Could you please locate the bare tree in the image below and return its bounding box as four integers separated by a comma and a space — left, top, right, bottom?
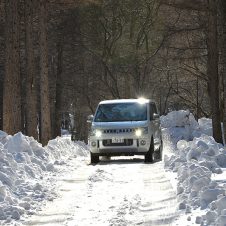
160, 0, 223, 143
206, 0, 223, 143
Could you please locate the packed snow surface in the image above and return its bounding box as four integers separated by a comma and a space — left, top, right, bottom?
23, 158, 177, 226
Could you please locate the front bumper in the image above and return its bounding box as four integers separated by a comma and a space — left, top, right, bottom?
89, 135, 150, 156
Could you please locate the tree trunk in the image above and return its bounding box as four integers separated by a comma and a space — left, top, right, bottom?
224, 69, 226, 145
25, 0, 38, 140
219, 0, 226, 145
3, 0, 21, 134
0, 75, 3, 130
54, 42, 63, 138
207, 0, 223, 143
39, 0, 52, 145
224, 61, 226, 145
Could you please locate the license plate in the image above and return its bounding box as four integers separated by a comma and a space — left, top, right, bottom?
112, 138, 124, 143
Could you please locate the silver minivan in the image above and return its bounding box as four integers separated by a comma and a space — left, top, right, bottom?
87, 98, 162, 163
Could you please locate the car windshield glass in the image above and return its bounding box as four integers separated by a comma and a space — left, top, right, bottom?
94, 103, 147, 122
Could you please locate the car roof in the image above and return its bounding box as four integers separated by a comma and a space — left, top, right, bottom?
99, 99, 154, 105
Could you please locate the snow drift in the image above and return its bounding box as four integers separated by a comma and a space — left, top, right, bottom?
162, 110, 226, 226
0, 131, 89, 225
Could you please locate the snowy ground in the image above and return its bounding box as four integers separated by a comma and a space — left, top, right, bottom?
0, 110, 226, 226
22, 156, 177, 226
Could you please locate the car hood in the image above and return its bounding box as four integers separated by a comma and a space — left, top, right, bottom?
91, 121, 148, 129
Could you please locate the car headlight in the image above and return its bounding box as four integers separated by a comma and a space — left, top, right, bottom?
95, 130, 102, 137
90, 129, 102, 137
135, 129, 142, 137
135, 127, 148, 137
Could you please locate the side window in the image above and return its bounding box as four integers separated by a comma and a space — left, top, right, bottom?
150, 103, 157, 120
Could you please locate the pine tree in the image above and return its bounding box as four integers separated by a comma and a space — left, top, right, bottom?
3, 0, 21, 134
25, 0, 38, 140
39, 0, 52, 145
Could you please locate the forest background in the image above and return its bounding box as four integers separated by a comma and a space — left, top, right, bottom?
0, 0, 225, 145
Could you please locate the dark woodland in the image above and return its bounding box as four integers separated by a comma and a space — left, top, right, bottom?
0, 0, 225, 145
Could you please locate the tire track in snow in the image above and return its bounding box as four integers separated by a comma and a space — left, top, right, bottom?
139, 162, 177, 225
83, 159, 177, 226
21, 157, 177, 226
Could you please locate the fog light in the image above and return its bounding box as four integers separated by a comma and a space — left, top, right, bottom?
91, 141, 96, 147
140, 140, 146, 145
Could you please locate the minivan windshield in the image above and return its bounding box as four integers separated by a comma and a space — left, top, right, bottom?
94, 103, 147, 122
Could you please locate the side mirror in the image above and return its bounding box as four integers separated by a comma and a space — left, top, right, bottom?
87, 115, 94, 123
153, 113, 160, 120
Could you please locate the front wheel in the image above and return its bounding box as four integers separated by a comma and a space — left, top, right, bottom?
154, 140, 163, 161
144, 138, 154, 163
90, 152, 99, 164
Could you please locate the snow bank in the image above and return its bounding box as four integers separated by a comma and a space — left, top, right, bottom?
0, 131, 89, 224
162, 111, 226, 226
196, 118, 213, 137
161, 110, 197, 128
161, 110, 212, 141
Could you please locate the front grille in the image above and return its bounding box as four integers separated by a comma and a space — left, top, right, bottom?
103, 128, 135, 134
102, 139, 133, 146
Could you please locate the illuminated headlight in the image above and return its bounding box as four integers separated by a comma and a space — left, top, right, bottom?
135, 127, 148, 137
135, 129, 142, 137
90, 129, 102, 137
95, 130, 102, 137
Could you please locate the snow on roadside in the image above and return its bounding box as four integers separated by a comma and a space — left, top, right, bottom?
0, 131, 89, 225
162, 110, 226, 226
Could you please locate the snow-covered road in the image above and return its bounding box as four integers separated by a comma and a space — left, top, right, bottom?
23, 157, 177, 226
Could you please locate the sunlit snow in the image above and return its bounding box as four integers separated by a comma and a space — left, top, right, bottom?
0, 110, 225, 226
